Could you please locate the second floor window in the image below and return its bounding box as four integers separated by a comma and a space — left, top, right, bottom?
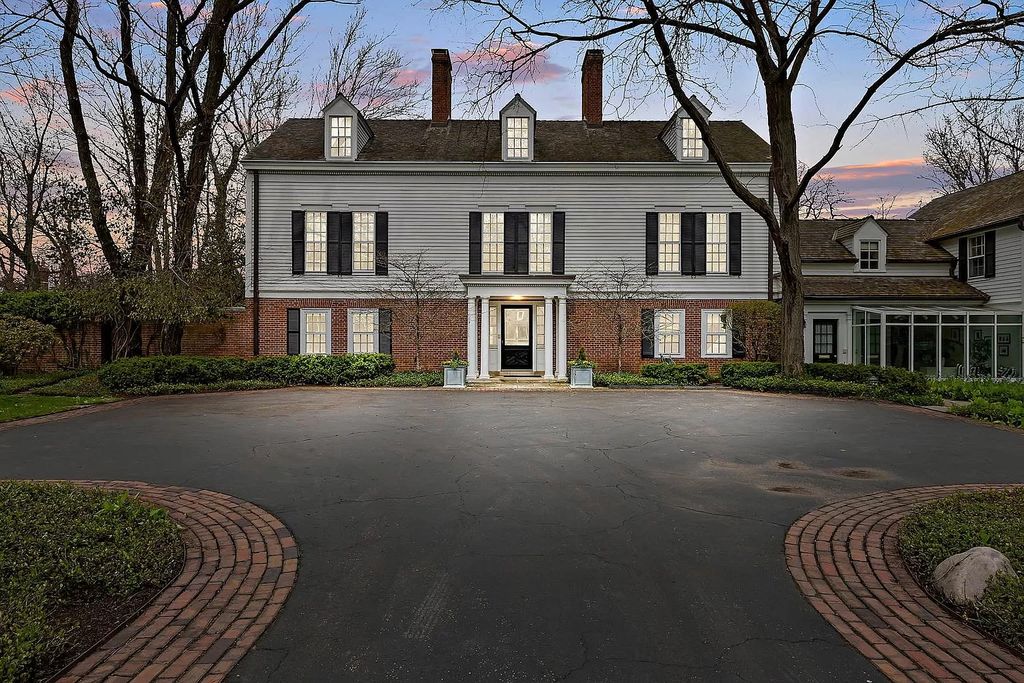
968, 235, 986, 278
529, 212, 552, 273
483, 213, 504, 273
658, 213, 680, 272
680, 118, 703, 159
859, 240, 880, 270
655, 310, 683, 357
507, 117, 529, 159
353, 212, 375, 273
305, 211, 327, 272
706, 213, 728, 273
329, 116, 352, 157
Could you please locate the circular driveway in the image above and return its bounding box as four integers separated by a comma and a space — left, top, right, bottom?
2, 389, 1022, 681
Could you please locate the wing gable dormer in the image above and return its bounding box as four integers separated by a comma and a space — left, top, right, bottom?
836, 217, 888, 272
323, 93, 373, 161
660, 96, 712, 162
500, 94, 536, 162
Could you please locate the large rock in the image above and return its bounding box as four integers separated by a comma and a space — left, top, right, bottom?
932, 546, 1017, 606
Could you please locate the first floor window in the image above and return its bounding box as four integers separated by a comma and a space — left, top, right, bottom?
483, 213, 504, 273
302, 309, 330, 354
529, 212, 552, 273
329, 115, 352, 157
859, 240, 880, 270
968, 235, 986, 278
349, 309, 377, 354
305, 211, 327, 272
702, 310, 731, 357
706, 212, 728, 273
353, 212, 375, 273
658, 213, 680, 272
655, 310, 684, 357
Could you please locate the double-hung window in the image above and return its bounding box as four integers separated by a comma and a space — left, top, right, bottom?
658, 213, 680, 273
680, 118, 703, 159
348, 309, 377, 354
353, 212, 375, 273
859, 240, 880, 270
655, 310, 684, 357
483, 213, 504, 273
968, 235, 986, 278
305, 211, 327, 273
702, 310, 731, 357
301, 309, 330, 354
706, 212, 728, 273
329, 115, 352, 157
529, 212, 552, 273
506, 117, 529, 159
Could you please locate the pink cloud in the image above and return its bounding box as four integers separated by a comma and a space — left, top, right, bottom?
624, 5, 647, 15
454, 42, 567, 84
816, 157, 937, 218
393, 67, 429, 87
824, 157, 925, 182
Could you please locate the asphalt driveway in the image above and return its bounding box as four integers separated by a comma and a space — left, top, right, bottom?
2, 389, 1022, 682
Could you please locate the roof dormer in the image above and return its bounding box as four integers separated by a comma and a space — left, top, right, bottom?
661, 96, 712, 162
835, 217, 889, 273
322, 93, 373, 161
500, 94, 536, 162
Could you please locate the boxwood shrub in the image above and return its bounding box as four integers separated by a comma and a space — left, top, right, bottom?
640, 361, 710, 385
719, 361, 781, 383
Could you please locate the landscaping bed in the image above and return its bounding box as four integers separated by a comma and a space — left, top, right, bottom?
0, 481, 183, 680
932, 378, 1024, 429
899, 489, 1024, 654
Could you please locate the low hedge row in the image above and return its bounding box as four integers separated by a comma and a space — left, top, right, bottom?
98, 354, 395, 392
949, 398, 1024, 428
932, 378, 1024, 403
725, 374, 938, 405
720, 361, 929, 395
594, 372, 662, 387
640, 361, 711, 385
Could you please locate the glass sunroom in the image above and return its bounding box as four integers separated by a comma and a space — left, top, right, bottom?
851, 307, 1023, 378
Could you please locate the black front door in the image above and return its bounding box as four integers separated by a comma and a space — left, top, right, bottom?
501, 305, 533, 370
813, 319, 839, 363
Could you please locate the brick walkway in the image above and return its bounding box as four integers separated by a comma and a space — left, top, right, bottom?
786, 485, 1024, 683
58, 481, 298, 683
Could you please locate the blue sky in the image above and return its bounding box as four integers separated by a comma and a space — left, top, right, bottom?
294, 0, 953, 216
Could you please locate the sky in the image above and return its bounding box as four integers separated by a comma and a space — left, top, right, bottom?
276, 1, 983, 215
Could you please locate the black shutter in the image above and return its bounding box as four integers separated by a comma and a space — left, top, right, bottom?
340, 212, 353, 275
693, 213, 707, 276
728, 212, 742, 276
645, 212, 659, 275
552, 212, 565, 275
375, 212, 388, 276
291, 211, 305, 275
469, 212, 482, 274
958, 237, 968, 281
516, 212, 529, 274
378, 309, 392, 355
326, 212, 341, 274
286, 308, 300, 355
681, 213, 695, 275
504, 212, 516, 274
984, 231, 996, 278
641, 309, 655, 358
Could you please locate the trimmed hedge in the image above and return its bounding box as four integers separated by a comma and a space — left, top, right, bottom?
719, 361, 781, 382
122, 380, 286, 396
594, 372, 661, 387
719, 361, 929, 395
949, 398, 1024, 428
98, 354, 395, 392
350, 371, 443, 387
932, 378, 1024, 403
726, 375, 939, 405
640, 361, 710, 385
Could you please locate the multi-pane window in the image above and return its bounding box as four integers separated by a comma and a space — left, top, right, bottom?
349, 309, 376, 354
506, 117, 530, 158
859, 240, 880, 270
536, 303, 544, 347
488, 304, 498, 348
529, 212, 552, 273
302, 310, 329, 355
305, 211, 327, 273
329, 115, 352, 157
680, 117, 703, 159
353, 212, 375, 273
968, 235, 986, 278
706, 213, 728, 273
703, 310, 731, 357
655, 310, 683, 357
483, 213, 504, 273
658, 213, 680, 272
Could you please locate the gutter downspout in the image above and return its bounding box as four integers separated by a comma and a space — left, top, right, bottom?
252, 171, 260, 356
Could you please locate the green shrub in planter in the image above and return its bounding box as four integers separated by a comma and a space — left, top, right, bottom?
719, 361, 781, 383
640, 360, 710, 385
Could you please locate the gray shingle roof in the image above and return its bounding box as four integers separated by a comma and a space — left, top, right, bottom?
800, 276, 988, 301
247, 118, 772, 163
798, 218, 952, 263
912, 170, 1024, 241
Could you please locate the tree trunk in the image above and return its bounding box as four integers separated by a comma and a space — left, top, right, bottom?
161, 322, 184, 355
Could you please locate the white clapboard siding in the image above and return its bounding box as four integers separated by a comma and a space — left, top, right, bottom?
940, 226, 1024, 307
245, 161, 772, 299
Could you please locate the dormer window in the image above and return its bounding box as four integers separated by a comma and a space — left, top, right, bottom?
507, 117, 530, 159
329, 115, 352, 157
859, 240, 880, 270
680, 117, 703, 159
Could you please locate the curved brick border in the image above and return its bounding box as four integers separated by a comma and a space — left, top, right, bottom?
786, 485, 1024, 683
56, 481, 297, 683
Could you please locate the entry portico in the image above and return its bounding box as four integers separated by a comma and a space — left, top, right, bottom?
461, 275, 574, 381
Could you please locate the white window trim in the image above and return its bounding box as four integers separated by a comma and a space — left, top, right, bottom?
677, 116, 707, 161
701, 309, 733, 358
482, 212, 504, 274
706, 212, 729, 274
300, 308, 332, 355
658, 213, 681, 274
967, 234, 986, 279
655, 309, 685, 359
352, 211, 376, 274
856, 238, 886, 273
328, 115, 353, 159
304, 211, 327, 273
529, 212, 553, 274
347, 308, 379, 354
506, 116, 531, 160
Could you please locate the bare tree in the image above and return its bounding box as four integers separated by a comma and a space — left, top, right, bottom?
923, 101, 1024, 193
308, 7, 427, 118
440, 0, 1024, 375
800, 171, 849, 220
874, 193, 899, 219
572, 258, 653, 372
373, 251, 461, 370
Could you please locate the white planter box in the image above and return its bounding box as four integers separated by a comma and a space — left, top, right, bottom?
444, 366, 467, 388
570, 367, 593, 388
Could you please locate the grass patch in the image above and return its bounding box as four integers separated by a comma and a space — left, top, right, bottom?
0, 395, 115, 422
899, 489, 1024, 654
27, 373, 110, 398
0, 481, 182, 680
350, 371, 443, 387
0, 370, 88, 395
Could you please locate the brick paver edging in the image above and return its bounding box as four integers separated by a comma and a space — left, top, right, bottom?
57, 481, 298, 683
786, 485, 1024, 683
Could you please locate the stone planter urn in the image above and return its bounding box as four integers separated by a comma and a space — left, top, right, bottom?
570, 366, 593, 388
444, 366, 467, 388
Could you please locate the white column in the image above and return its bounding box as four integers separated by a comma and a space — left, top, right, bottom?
543, 296, 554, 379
556, 296, 568, 379
466, 297, 478, 379
479, 297, 490, 379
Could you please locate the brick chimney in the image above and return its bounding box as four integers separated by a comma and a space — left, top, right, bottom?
582, 49, 603, 126
431, 49, 452, 125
